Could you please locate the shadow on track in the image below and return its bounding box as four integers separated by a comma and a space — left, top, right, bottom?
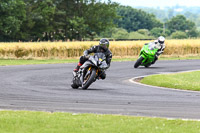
134, 66, 164, 69
70, 88, 114, 91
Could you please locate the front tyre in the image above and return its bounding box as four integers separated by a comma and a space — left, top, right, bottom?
134, 56, 144, 68
81, 68, 97, 90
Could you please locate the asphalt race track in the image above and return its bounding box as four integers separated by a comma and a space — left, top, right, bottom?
1, 60, 200, 119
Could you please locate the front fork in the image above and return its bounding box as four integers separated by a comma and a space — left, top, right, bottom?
87, 66, 99, 75
139, 54, 146, 64
82, 66, 98, 83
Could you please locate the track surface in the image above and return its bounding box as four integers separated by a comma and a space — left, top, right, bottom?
1, 60, 200, 119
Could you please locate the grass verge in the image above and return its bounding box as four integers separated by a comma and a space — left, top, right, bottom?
0, 110, 200, 133
0, 58, 79, 66
140, 71, 200, 91
0, 56, 200, 66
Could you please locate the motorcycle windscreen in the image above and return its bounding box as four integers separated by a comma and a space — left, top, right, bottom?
94, 53, 106, 60
94, 53, 106, 66
148, 42, 157, 50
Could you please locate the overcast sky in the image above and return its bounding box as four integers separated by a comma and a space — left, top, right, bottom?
110, 0, 200, 7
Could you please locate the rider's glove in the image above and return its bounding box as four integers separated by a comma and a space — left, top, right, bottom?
156, 51, 163, 56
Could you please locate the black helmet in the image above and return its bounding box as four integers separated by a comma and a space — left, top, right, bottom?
99, 38, 109, 49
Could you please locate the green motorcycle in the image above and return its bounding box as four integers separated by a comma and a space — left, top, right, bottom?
134, 42, 160, 68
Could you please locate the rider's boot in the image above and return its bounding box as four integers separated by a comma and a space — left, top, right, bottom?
151, 55, 158, 64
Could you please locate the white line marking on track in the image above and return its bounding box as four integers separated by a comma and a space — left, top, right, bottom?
129, 69, 200, 93
129, 69, 200, 121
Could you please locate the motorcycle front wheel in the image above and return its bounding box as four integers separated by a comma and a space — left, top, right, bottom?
134, 56, 144, 68
81, 68, 97, 90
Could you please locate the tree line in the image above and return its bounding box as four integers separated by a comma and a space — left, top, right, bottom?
0, 0, 198, 42
139, 6, 200, 29
0, 0, 118, 41
105, 6, 198, 39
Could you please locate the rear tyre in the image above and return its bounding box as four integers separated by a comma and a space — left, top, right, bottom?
81, 68, 97, 90
134, 56, 144, 68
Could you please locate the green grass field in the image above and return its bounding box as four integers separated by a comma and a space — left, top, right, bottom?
0, 111, 200, 133
0, 58, 79, 66
0, 56, 200, 66
141, 71, 200, 91
1, 57, 200, 132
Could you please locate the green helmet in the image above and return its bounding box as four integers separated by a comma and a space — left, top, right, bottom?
99, 38, 109, 49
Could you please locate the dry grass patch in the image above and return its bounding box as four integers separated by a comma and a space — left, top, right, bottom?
1, 40, 200, 59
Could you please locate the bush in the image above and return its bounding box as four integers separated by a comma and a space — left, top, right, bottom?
171, 31, 188, 39
112, 28, 129, 39
137, 29, 149, 35
150, 27, 171, 37
187, 29, 199, 38
128, 32, 154, 39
